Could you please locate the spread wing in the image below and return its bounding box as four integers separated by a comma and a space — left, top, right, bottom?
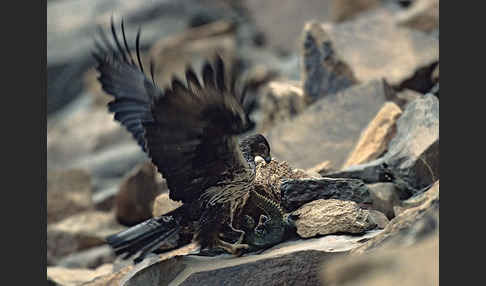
93, 19, 251, 204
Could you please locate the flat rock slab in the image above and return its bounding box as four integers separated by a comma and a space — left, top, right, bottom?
326, 94, 439, 195
265, 79, 394, 170
292, 199, 376, 238
319, 7, 439, 87
47, 263, 114, 286
280, 177, 372, 212
118, 230, 381, 286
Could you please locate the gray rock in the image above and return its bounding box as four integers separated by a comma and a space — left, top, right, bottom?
368, 183, 401, 219
119, 231, 382, 286
57, 245, 115, 269
318, 6, 439, 90
301, 21, 357, 101
47, 169, 93, 224
292, 199, 377, 238
280, 177, 372, 212
265, 79, 395, 170
326, 94, 439, 197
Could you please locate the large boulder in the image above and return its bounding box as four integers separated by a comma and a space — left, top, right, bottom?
265, 79, 395, 170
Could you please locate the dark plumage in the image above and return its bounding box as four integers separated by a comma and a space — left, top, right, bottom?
93, 19, 272, 262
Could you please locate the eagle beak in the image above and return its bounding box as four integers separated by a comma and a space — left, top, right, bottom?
264, 156, 272, 164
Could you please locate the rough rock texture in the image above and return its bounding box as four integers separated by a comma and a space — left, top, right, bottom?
47, 211, 125, 265
306, 161, 334, 176
368, 210, 389, 229
301, 21, 357, 101
367, 183, 401, 219
152, 193, 183, 217
396, 0, 439, 33
47, 169, 93, 224
292, 199, 376, 238
56, 245, 115, 270
244, 0, 333, 53
265, 79, 395, 170
321, 234, 438, 286
257, 81, 307, 131
351, 180, 439, 254
342, 102, 402, 168
280, 178, 372, 212
318, 7, 439, 88
115, 162, 167, 226
47, 264, 113, 286
112, 231, 381, 286
330, 0, 381, 22
326, 94, 439, 197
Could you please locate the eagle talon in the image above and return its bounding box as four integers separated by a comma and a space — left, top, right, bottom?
215, 238, 249, 255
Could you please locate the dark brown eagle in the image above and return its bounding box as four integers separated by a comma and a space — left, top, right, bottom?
92, 19, 273, 262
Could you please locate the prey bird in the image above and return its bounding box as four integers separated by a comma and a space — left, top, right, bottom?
92, 19, 275, 263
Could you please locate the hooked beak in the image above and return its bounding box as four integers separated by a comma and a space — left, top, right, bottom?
264, 156, 272, 164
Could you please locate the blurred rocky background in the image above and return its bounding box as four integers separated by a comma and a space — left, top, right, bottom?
47, 0, 438, 285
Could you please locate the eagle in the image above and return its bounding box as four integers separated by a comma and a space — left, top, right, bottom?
92, 19, 274, 262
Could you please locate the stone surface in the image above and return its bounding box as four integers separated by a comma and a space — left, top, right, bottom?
306, 161, 334, 176
47, 211, 125, 265
280, 177, 372, 212
318, 7, 439, 88
396, 0, 439, 33
321, 234, 438, 286
257, 81, 307, 132
367, 183, 401, 219
292, 199, 376, 238
118, 231, 382, 286
115, 162, 167, 226
244, 0, 333, 53
56, 245, 115, 270
330, 0, 381, 22
265, 79, 395, 170
368, 210, 389, 229
343, 102, 402, 168
301, 21, 357, 101
351, 180, 438, 254
47, 264, 113, 286
152, 193, 183, 217
47, 169, 93, 224
326, 94, 439, 196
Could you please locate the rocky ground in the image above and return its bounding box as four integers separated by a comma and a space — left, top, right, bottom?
47, 0, 439, 285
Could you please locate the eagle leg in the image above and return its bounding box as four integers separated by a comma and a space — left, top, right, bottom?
214, 237, 249, 255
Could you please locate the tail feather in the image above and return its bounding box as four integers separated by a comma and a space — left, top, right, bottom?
106, 215, 180, 262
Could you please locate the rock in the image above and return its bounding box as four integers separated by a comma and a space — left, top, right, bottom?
351, 180, 438, 254
342, 102, 403, 168
326, 94, 439, 196
280, 177, 372, 212
330, 0, 381, 22
265, 79, 395, 170
368, 210, 389, 229
292, 199, 376, 238
431, 63, 439, 83
115, 162, 167, 226
301, 21, 357, 101
57, 245, 115, 269
396, 0, 439, 33
367, 183, 401, 219
395, 88, 423, 109
257, 81, 307, 132
148, 20, 237, 87
92, 185, 118, 211
243, 0, 333, 53
118, 231, 382, 286
317, 7, 439, 89
69, 142, 147, 180
47, 169, 93, 224
152, 193, 183, 217
47, 98, 133, 169
306, 161, 333, 176
47, 211, 125, 265
47, 264, 113, 286
321, 233, 438, 286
